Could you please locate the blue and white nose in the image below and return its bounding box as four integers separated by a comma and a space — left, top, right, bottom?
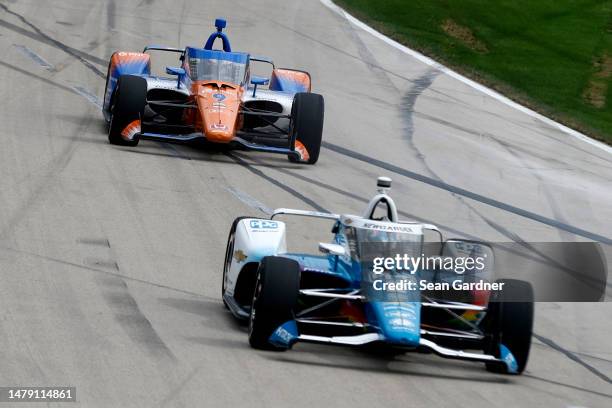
368, 301, 421, 346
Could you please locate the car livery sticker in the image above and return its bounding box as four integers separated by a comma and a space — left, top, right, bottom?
210, 123, 228, 130
361, 223, 414, 233
233, 250, 248, 263
249, 220, 279, 232
499, 344, 519, 374
268, 320, 298, 348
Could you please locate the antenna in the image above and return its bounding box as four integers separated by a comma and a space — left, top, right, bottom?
377, 176, 391, 193
215, 18, 227, 32
205, 18, 232, 52
364, 177, 398, 221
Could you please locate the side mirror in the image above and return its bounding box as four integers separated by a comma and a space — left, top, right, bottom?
251, 76, 269, 97
166, 66, 186, 76
166, 66, 186, 89
319, 242, 346, 257
250, 56, 275, 68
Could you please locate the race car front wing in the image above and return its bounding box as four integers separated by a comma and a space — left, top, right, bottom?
267, 289, 519, 374
269, 320, 518, 373
136, 132, 302, 160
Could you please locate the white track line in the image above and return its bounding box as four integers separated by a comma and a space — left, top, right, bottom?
225, 187, 273, 216
13, 44, 54, 71
320, 0, 612, 155
70, 85, 102, 109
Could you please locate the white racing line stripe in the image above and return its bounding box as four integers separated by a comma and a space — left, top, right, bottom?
225, 186, 273, 216
320, 0, 612, 155
13, 44, 55, 71
70, 85, 102, 109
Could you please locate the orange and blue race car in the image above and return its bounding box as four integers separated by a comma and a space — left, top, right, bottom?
102, 18, 324, 164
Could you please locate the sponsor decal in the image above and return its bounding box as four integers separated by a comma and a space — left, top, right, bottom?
210, 123, 228, 130
499, 344, 519, 374
388, 318, 415, 328
213, 93, 226, 101
249, 220, 279, 231
294, 140, 310, 162
120, 119, 141, 141
233, 250, 248, 263
117, 51, 144, 57
382, 304, 418, 329
362, 223, 414, 233
451, 241, 486, 255
386, 310, 415, 319
274, 327, 293, 342
268, 320, 298, 348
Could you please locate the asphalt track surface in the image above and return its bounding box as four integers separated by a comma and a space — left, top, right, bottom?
0, 1, 611, 407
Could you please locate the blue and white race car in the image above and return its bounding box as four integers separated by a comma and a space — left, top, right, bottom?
222, 177, 534, 374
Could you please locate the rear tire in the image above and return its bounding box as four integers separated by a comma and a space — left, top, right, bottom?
248, 256, 300, 350
482, 279, 534, 374
108, 75, 147, 146
288, 92, 324, 164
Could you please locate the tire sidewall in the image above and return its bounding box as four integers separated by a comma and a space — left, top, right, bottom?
483, 279, 534, 374
290, 92, 324, 164
248, 256, 300, 350
108, 75, 146, 146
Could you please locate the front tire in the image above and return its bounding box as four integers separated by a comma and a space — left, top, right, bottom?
482, 279, 534, 374
288, 92, 324, 165
248, 256, 300, 350
108, 75, 147, 146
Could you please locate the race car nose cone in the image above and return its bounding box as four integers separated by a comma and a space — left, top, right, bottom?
368, 301, 421, 347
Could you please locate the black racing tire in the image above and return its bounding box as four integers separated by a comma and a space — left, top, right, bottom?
288, 92, 324, 165
108, 75, 147, 146
103, 58, 113, 129
482, 279, 534, 374
222, 216, 258, 309
248, 256, 300, 350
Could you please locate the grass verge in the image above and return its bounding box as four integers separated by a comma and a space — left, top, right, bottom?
335, 0, 612, 145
